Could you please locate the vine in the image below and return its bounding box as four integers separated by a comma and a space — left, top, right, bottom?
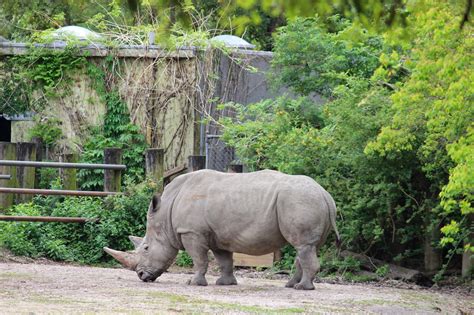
0, 45, 86, 116
78, 56, 147, 190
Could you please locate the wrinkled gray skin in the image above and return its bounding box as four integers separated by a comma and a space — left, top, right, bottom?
105, 169, 340, 290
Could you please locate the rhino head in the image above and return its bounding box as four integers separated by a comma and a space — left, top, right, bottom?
104, 193, 178, 282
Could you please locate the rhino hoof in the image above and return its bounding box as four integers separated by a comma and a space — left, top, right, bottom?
216, 276, 237, 285
187, 277, 208, 286
294, 282, 315, 290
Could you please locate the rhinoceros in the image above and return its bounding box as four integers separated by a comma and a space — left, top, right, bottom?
104, 169, 340, 290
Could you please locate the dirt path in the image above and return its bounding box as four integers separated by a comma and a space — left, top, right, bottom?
0, 262, 472, 314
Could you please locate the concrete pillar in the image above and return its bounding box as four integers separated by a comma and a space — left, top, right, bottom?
424, 220, 442, 272
145, 148, 164, 180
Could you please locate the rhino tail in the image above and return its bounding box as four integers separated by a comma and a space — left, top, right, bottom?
324, 191, 341, 249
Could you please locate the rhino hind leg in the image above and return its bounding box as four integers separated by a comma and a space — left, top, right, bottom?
181, 234, 209, 286
285, 257, 302, 288
293, 244, 319, 290
213, 249, 237, 285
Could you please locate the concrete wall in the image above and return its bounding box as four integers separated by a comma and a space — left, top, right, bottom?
1, 43, 200, 170
0, 42, 279, 172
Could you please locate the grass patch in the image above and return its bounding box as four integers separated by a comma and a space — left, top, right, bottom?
147, 291, 306, 314
30, 296, 79, 305
148, 291, 190, 304
352, 297, 421, 310
208, 302, 305, 314
0, 271, 34, 280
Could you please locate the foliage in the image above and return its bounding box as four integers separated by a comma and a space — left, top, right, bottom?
222, 4, 472, 277
0, 0, 134, 40
365, 1, 474, 260
111, 0, 472, 40
375, 264, 390, 278
271, 16, 383, 97
0, 203, 43, 257
273, 245, 297, 271
175, 250, 193, 267
77, 59, 148, 191
37, 168, 60, 189
0, 180, 156, 264
28, 117, 63, 146
222, 96, 323, 173
78, 124, 147, 191
222, 16, 429, 268
15, 46, 86, 96
0, 60, 33, 116
0, 46, 84, 116
190, 0, 285, 50
320, 254, 361, 276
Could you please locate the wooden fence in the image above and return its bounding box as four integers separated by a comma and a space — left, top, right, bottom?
0, 142, 128, 222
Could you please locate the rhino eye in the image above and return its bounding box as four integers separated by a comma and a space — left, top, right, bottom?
143, 244, 149, 251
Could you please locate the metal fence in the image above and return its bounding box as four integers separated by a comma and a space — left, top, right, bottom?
205, 135, 235, 172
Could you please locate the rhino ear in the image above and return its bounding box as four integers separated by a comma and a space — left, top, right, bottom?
151, 193, 161, 212
128, 235, 144, 249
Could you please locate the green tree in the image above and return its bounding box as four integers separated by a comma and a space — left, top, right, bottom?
271, 16, 382, 97
222, 3, 473, 273
366, 1, 473, 255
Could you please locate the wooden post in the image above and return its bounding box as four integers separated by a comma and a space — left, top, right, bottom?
104, 148, 122, 192
462, 214, 474, 278
31, 137, 44, 162
15, 142, 36, 203
0, 142, 17, 210
60, 153, 78, 190
145, 148, 164, 180
188, 155, 206, 172
31, 137, 44, 189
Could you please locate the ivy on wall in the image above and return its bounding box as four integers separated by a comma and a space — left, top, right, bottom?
0, 46, 85, 115
0, 46, 148, 190
78, 56, 147, 190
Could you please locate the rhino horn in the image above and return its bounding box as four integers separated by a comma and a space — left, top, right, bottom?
103, 247, 138, 270
128, 235, 144, 249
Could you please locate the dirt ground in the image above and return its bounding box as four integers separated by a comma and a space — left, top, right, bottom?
0, 258, 472, 315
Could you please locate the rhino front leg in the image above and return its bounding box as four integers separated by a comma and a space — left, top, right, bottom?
181, 234, 209, 286
212, 249, 237, 285
293, 244, 319, 290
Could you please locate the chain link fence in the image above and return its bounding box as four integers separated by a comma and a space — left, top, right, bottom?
205, 135, 235, 172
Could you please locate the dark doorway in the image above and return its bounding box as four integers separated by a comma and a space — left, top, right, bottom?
0, 116, 11, 142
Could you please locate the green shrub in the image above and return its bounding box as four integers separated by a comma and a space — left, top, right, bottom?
36, 168, 60, 189
0, 203, 43, 257
28, 117, 63, 146
176, 251, 193, 267
271, 16, 382, 97
375, 264, 389, 278
0, 180, 157, 264
273, 245, 297, 271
